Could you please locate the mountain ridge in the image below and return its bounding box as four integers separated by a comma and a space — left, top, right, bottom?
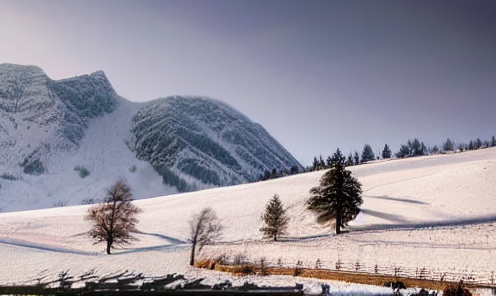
0, 64, 302, 212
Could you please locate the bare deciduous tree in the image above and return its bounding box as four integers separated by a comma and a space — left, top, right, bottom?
85, 179, 141, 254
188, 207, 223, 266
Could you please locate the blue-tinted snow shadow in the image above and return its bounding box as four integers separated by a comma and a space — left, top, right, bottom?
112, 232, 189, 255
366, 195, 427, 205
137, 232, 186, 244
360, 209, 410, 223
0, 239, 95, 255
352, 214, 496, 232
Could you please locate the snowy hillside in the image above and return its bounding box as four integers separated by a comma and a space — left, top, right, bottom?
0, 147, 494, 290
0, 64, 302, 212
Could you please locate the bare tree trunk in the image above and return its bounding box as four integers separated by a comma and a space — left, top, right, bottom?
189, 241, 196, 266
335, 208, 341, 235
107, 237, 112, 254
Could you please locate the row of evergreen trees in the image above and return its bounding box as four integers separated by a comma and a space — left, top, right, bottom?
257, 135, 495, 182
309, 135, 496, 171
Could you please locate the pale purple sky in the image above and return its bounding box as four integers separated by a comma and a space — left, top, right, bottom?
1, 0, 495, 165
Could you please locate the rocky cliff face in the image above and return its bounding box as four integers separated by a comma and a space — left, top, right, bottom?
0, 64, 302, 212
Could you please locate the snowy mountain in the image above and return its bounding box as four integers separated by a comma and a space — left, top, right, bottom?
0, 64, 302, 212
129, 96, 302, 191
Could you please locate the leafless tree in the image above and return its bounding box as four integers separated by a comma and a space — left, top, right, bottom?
188, 207, 223, 266
85, 179, 141, 254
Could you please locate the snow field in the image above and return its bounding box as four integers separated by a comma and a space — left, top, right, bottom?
0, 147, 495, 291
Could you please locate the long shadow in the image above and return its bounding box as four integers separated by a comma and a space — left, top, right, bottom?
360, 209, 410, 223
352, 214, 496, 232
137, 232, 186, 244
113, 243, 190, 255
366, 195, 427, 205
0, 239, 95, 255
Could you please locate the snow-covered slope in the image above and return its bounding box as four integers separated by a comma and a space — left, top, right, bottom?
129, 96, 303, 191
0, 64, 302, 212
0, 148, 494, 288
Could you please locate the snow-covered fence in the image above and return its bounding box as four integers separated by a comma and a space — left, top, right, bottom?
256, 257, 495, 286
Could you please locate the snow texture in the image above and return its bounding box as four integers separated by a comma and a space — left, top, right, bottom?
0, 64, 302, 212
0, 147, 495, 293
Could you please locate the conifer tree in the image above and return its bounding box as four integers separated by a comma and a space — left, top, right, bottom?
307, 149, 363, 235
381, 143, 392, 159
475, 138, 482, 149
361, 144, 375, 163
312, 157, 319, 171
491, 136, 496, 147
396, 144, 410, 158
260, 194, 289, 241
353, 151, 360, 166
346, 153, 354, 166
329, 148, 345, 167
442, 138, 454, 152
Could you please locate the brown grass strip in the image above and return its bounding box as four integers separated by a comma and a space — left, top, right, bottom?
196, 261, 458, 291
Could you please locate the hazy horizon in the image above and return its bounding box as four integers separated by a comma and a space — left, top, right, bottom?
1, 0, 495, 165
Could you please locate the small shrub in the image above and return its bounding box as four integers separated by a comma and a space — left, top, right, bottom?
294, 260, 303, 276
235, 263, 255, 275
215, 254, 229, 265
129, 165, 137, 173
233, 254, 247, 265
277, 258, 283, 268
259, 257, 269, 275
335, 259, 342, 270
315, 258, 322, 269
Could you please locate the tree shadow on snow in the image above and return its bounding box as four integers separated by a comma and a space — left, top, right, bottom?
351, 214, 496, 232
366, 195, 428, 205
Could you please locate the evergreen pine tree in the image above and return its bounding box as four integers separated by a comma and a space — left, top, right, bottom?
475, 138, 482, 149
307, 149, 363, 235
346, 153, 354, 166
319, 155, 326, 170
353, 151, 360, 166
326, 155, 332, 168
260, 194, 289, 241
442, 138, 454, 152
330, 148, 345, 167
312, 157, 319, 171
491, 136, 496, 147
396, 144, 410, 158
409, 138, 426, 156
361, 144, 375, 163
381, 143, 392, 159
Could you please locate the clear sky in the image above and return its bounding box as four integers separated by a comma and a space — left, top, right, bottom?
1, 0, 495, 165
